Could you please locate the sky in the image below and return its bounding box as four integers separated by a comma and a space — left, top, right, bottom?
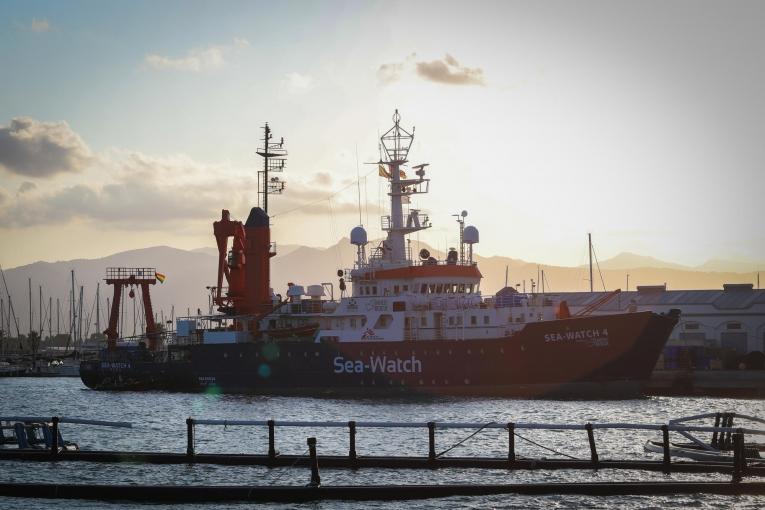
0, 0, 763, 270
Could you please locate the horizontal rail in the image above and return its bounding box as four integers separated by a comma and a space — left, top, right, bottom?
0, 417, 132, 428
190, 419, 765, 436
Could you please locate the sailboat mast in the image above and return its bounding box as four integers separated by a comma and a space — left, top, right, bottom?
70, 270, 75, 346
28, 277, 32, 337
588, 233, 593, 293
38, 285, 42, 340
96, 282, 100, 336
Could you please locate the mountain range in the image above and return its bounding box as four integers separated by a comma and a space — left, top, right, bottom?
1, 242, 762, 336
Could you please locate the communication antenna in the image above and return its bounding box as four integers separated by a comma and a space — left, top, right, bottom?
256, 123, 287, 214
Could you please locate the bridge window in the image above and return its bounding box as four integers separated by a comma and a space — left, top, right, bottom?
727, 322, 742, 330
684, 322, 700, 330
436, 284, 443, 294
429, 284, 436, 294
449, 316, 455, 326
403, 285, 409, 292
372, 286, 378, 295
483, 315, 490, 325
468, 284, 474, 293
421, 284, 428, 293
458, 284, 466, 293
350, 318, 357, 328
420, 316, 427, 327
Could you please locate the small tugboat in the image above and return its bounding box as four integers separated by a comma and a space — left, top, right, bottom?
81, 111, 679, 397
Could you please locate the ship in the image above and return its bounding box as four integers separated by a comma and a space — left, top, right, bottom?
80, 111, 680, 398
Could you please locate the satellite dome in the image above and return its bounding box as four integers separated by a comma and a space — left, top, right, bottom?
463, 226, 479, 244
350, 226, 368, 246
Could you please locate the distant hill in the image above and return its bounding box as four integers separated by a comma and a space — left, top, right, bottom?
2, 242, 762, 335
595, 252, 689, 271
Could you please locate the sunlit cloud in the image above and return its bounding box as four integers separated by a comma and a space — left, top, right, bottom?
0, 117, 93, 178
144, 38, 250, 72
415, 54, 485, 85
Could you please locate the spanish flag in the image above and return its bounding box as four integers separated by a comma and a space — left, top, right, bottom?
155, 272, 166, 284
378, 164, 391, 178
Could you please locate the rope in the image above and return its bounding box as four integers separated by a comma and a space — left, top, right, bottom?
436, 422, 495, 458
513, 431, 581, 460
265, 447, 310, 484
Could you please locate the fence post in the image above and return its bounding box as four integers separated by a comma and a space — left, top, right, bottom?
732, 432, 743, 483
711, 412, 721, 448
585, 423, 598, 466
428, 422, 436, 461
348, 421, 357, 460
661, 424, 670, 469
507, 422, 515, 464
186, 417, 194, 457
307, 437, 320, 487
267, 419, 276, 460
50, 416, 59, 456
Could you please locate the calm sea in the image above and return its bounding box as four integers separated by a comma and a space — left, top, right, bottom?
1, 377, 763, 509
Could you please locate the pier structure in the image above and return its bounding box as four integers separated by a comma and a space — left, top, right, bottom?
1, 413, 764, 502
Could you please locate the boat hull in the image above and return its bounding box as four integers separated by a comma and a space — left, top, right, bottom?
80, 311, 678, 398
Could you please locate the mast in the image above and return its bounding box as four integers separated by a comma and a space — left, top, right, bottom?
377, 110, 430, 264
70, 270, 75, 349
78, 286, 84, 347
38, 285, 42, 342
48, 296, 52, 342
56, 298, 60, 336
96, 282, 100, 337
588, 233, 593, 293
256, 123, 286, 215
28, 277, 32, 338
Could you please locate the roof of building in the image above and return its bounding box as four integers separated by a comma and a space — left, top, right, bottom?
549, 288, 765, 311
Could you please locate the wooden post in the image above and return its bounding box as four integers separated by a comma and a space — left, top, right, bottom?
267, 420, 276, 460
661, 425, 670, 470
348, 421, 357, 460
732, 432, 743, 483
307, 437, 320, 487
50, 416, 59, 456
711, 412, 721, 448
428, 422, 436, 461
186, 417, 194, 457
723, 414, 733, 450
507, 422, 515, 464
585, 423, 598, 466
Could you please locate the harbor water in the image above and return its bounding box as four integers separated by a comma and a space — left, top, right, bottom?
1, 377, 764, 509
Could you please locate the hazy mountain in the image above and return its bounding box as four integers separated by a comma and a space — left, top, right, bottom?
595, 252, 689, 271
2, 242, 762, 336
695, 259, 765, 274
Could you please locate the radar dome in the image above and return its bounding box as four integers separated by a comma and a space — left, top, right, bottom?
350, 226, 368, 246
463, 226, 479, 244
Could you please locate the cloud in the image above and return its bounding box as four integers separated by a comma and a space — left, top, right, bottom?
0, 154, 244, 229
377, 62, 404, 84
379, 53, 485, 86
283, 72, 316, 94
0, 117, 93, 178
415, 54, 485, 85
144, 38, 249, 72
30, 18, 50, 33
17, 182, 36, 194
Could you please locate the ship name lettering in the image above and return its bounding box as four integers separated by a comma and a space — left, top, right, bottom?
544, 328, 609, 342
333, 355, 422, 374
